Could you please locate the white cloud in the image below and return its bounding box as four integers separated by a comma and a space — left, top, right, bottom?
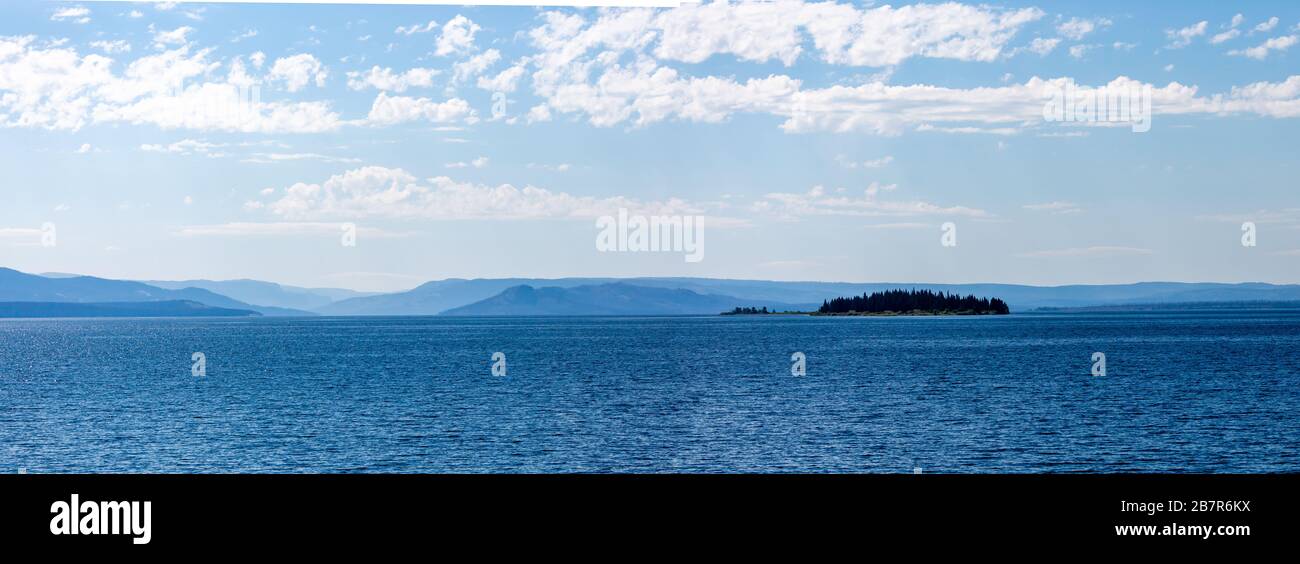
89, 39, 131, 54
864, 182, 896, 196
1068, 44, 1096, 59
1023, 37, 1061, 56
0, 36, 117, 130
1211, 29, 1241, 44
528, 2, 1044, 72
541, 59, 799, 128
527, 162, 571, 172
176, 222, 408, 238
51, 7, 91, 25
151, 1, 203, 22
1254, 17, 1280, 34
346, 66, 439, 92
395, 20, 438, 36
140, 139, 225, 155
517, 60, 1300, 135
1165, 21, 1207, 49
779, 77, 1093, 135
863, 222, 929, 230
231, 29, 258, 43
225, 55, 260, 88
445, 156, 489, 169
1230, 35, 1299, 60
526, 104, 553, 123
436, 15, 480, 57
0, 42, 342, 134
266, 54, 327, 92
836, 155, 893, 169
152, 26, 194, 49
1056, 17, 1110, 41
241, 152, 361, 165
7, 5, 1300, 139
96, 81, 343, 133
364, 92, 475, 125
0, 226, 44, 246
783, 75, 1300, 135
477, 63, 527, 93
76, 143, 92, 153
753, 184, 987, 220
452, 49, 499, 84
1023, 201, 1082, 214
253, 166, 713, 222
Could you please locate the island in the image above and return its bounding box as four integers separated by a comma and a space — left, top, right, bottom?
814, 289, 1010, 316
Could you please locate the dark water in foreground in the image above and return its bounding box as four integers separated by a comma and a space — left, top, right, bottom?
1, 312, 1298, 473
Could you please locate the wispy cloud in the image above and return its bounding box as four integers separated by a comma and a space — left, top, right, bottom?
50, 6, 91, 25
445, 156, 489, 169
1230, 35, 1299, 60
863, 222, 930, 230
753, 185, 988, 220
244, 166, 744, 226
1057, 17, 1111, 41
836, 155, 894, 169
241, 153, 362, 164
0, 226, 44, 246
1165, 20, 1208, 49
1023, 201, 1083, 214
174, 222, 411, 238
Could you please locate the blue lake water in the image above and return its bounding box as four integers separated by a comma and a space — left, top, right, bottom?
1, 312, 1298, 473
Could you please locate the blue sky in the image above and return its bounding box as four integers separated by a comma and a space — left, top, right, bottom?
1, 0, 1298, 291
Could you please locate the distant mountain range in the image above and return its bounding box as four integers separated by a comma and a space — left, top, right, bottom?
0, 300, 259, 318
5, 267, 1300, 318
0, 268, 307, 316
140, 278, 376, 311
316, 277, 615, 315
321, 277, 1300, 316
442, 283, 814, 316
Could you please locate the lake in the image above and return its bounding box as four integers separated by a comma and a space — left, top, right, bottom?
1, 312, 1297, 473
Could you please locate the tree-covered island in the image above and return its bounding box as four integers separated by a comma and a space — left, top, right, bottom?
816, 289, 1010, 316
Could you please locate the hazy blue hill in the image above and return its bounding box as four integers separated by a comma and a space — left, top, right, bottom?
605, 279, 1300, 311
442, 283, 813, 316
0, 300, 259, 318
143, 278, 376, 311
21, 267, 1299, 316
0, 268, 310, 316
316, 277, 616, 315
316, 276, 1300, 315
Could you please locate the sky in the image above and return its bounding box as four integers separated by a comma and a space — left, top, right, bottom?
1, 0, 1299, 292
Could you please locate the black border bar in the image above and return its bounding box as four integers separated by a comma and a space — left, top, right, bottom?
2, 474, 1290, 550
